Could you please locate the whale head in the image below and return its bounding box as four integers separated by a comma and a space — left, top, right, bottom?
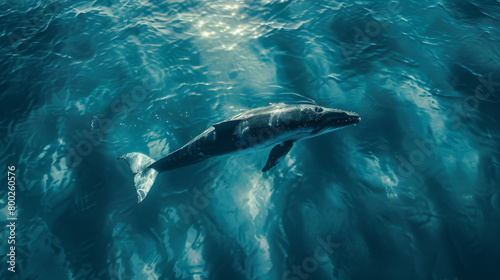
299, 105, 360, 136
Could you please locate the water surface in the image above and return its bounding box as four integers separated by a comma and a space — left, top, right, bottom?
1, 0, 500, 279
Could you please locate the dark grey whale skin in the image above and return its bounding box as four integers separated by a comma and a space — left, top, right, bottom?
148, 103, 360, 173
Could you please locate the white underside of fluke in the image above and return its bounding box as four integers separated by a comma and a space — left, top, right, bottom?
119, 152, 158, 204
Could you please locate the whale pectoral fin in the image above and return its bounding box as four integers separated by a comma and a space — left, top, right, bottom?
262, 141, 294, 172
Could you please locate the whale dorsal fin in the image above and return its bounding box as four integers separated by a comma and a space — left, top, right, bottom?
212, 120, 240, 132
262, 141, 294, 172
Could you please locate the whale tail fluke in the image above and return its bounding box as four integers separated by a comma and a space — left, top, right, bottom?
119, 153, 158, 205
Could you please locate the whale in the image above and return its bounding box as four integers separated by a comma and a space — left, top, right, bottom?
119, 103, 360, 204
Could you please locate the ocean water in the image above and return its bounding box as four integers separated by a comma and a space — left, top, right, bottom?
1, 0, 500, 279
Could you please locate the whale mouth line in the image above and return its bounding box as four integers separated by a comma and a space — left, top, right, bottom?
313, 115, 360, 134
331, 116, 361, 126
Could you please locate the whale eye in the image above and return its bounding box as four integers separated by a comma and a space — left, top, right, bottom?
314, 107, 323, 113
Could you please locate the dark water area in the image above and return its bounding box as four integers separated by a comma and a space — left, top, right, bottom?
1, 0, 500, 279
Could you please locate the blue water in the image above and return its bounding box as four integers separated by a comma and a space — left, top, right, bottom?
1, 0, 500, 279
